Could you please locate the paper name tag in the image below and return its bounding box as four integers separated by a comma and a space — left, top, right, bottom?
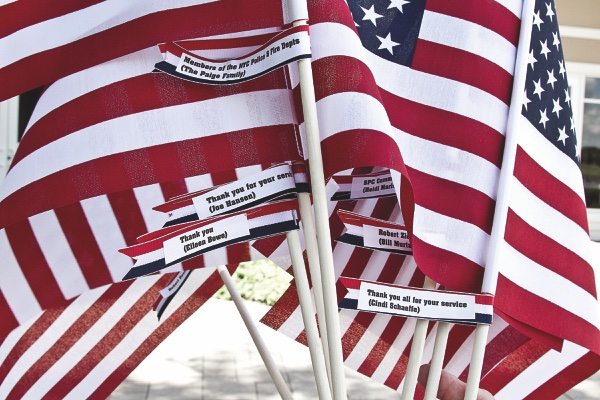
174, 27, 311, 84
350, 173, 395, 199
163, 214, 250, 264
357, 282, 476, 321
363, 224, 411, 252
192, 164, 296, 219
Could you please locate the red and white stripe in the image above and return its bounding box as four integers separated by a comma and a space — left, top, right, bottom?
495, 112, 600, 353
0, 0, 292, 101
0, 268, 232, 399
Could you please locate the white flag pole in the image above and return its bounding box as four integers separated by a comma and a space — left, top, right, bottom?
289, 0, 348, 397
216, 265, 294, 400
400, 276, 436, 400
298, 192, 332, 379
464, 0, 535, 398
423, 321, 451, 400
286, 229, 332, 399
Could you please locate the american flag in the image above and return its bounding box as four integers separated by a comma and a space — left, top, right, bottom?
261, 0, 599, 396
494, 0, 600, 355
298, 0, 598, 353
0, 164, 278, 398
0, 48, 302, 229
0, 2, 304, 395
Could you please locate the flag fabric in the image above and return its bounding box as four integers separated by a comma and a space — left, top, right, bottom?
259, 182, 600, 399
2, 1, 292, 398
494, 0, 600, 355
0, 5, 303, 391
0, 0, 290, 102
0, 36, 303, 230
0, 5, 304, 326
0, 267, 235, 400
294, 0, 514, 301
295, 0, 600, 354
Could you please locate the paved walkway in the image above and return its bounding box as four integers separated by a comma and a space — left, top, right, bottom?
110, 298, 599, 400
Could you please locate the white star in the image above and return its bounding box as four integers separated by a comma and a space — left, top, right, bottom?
547, 69, 557, 89
552, 31, 561, 50
540, 40, 551, 59
377, 32, 400, 54
533, 10, 544, 30
528, 50, 537, 70
557, 126, 568, 145
533, 79, 545, 99
558, 60, 566, 78
546, 2, 555, 21
552, 97, 563, 117
361, 5, 383, 26
570, 116, 576, 132
523, 89, 532, 111
539, 109, 549, 128
565, 88, 571, 105
388, 0, 410, 12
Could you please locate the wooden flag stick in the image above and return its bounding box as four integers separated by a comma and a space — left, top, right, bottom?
290, 1, 348, 398
400, 276, 436, 400
216, 265, 294, 400
423, 321, 451, 400
287, 229, 332, 399
298, 192, 332, 380
464, 1, 535, 398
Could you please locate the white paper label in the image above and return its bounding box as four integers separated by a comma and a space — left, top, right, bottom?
163, 214, 250, 264
159, 270, 191, 298
350, 173, 395, 199
175, 29, 310, 83
363, 224, 411, 252
357, 282, 476, 321
192, 164, 296, 219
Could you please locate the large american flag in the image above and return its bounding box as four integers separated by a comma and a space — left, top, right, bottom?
261, 0, 599, 397
0, 1, 304, 396
293, 0, 599, 353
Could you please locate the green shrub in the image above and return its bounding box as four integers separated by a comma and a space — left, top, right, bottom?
214, 259, 292, 306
